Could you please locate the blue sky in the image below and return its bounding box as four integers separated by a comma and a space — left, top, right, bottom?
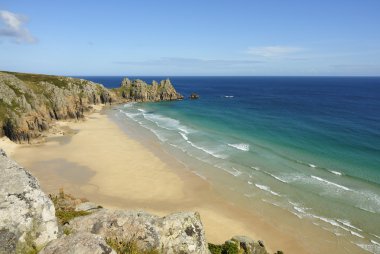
0, 0, 379, 76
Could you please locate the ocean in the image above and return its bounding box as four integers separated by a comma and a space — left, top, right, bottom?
80, 76, 380, 253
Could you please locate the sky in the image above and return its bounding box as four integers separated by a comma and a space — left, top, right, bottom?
0, 0, 380, 76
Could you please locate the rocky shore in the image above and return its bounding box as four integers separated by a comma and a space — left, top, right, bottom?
0, 71, 183, 143
0, 149, 271, 254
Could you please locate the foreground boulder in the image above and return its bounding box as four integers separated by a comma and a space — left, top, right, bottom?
65, 209, 210, 254
0, 149, 58, 254
40, 232, 116, 254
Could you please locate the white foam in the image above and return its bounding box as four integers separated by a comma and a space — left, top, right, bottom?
137, 108, 146, 113
123, 102, 136, 108
311, 175, 350, 191
371, 240, 380, 246
262, 170, 288, 183
255, 184, 281, 197
372, 234, 380, 240
178, 132, 188, 141
350, 231, 365, 239
248, 181, 253, 185
228, 143, 250, 151
329, 170, 343, 176
231, 167, 243, 177
337, 219, 363, 232
212, 164, 241, 177
309, 164, 317, 168
224, 95, 234, 98
186, 140, 227, 159
251, 166, 260, 171
355, 243, 380, 254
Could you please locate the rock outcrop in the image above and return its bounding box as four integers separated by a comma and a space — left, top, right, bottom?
64, 209, 210, 254
116, 78, 184, 102
0, 149, 58, 254
189, 93, 200, 99
0, 71, 184, 143
0, 71, 116, 143
39, 232, 116, 254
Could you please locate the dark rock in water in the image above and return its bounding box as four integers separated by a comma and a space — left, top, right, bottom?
189, 92, 200, 99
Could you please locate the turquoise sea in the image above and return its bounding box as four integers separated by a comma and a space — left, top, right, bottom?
82, 76, 380, 253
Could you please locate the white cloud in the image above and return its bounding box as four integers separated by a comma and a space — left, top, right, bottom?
0, 10, 36, 43
247, 46, 303, 57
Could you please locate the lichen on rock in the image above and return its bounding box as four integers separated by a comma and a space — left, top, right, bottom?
0, 149, 58, 254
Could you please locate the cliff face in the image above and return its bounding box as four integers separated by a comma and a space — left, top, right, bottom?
0, 72, 184, 143
0, 71, 116, 143
115, 77, 184, 102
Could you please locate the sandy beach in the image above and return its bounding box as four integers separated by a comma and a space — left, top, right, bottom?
2, 106, 357, 254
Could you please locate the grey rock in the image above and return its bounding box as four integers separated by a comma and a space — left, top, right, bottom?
75, 202, 101, 212
66, 209, 210, 254
118, 77, 184, 102
0, 150, 58, 254
231, 235, 269, 254
0, 72, 117, 143
39, 232, 116, 254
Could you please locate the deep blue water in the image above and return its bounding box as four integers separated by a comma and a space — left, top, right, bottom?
79, 76, 380, 251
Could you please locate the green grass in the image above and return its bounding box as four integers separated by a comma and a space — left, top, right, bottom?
55, 210, 91, 225
2, 71, 72, 89
208, 242, 240, 254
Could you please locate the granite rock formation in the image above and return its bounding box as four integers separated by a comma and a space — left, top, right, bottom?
0, 149, 58, 254
64, 209, 210, 254
116, 77, 184, 102
0, 71, 116, 143
0, 71, 184, 143
39, 232, 116, 254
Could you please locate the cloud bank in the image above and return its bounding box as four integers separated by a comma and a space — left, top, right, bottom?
0, 10, 36, 43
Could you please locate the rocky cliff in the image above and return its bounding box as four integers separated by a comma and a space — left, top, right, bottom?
0, 71, 116, 143
114, 78, 184, 102
0, 71, 184, 143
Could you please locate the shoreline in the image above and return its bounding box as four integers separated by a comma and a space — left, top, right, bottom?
3, 105, 364, 254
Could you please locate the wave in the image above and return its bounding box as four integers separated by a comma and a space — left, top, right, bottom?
329, 170, 343, 176
137, 108, 146, 113
251, 166, 260, 171
186, 140, 227, 159
178, 132, 188, 141
355, 243, 380, 254
262, 170, 289, 183
142, 113, 193, 134
248, 181, 253, 185
228, 143, 250, 151
138, 124, 167, 142
311, 175, 350, 191
337, 219, 363, 232
255, 184, 281, 197
309, 164, 317, 168
123, 102, 136, 108
213, 164, 242, 176
224, 95, 234, 98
